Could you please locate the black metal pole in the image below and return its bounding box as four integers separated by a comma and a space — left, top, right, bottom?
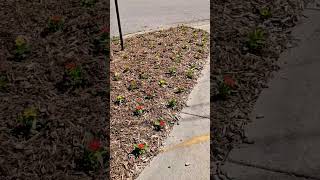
114, 0, 124, 50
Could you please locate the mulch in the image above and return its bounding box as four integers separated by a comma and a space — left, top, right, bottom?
211, 0, 310, 177
0, 1, 109, 179
110, 26, 209, 179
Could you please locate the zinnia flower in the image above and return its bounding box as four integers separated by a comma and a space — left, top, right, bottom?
223, 75, 235, 88
88, 139, 101, 152
51, 15, 62, 22
138, 143, 145, 149
159, 120, 165, 127
136, 105, 144, 110
100, 26, 109, 34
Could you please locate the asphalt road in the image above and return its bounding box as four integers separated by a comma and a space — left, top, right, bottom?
110, 0, 209, 36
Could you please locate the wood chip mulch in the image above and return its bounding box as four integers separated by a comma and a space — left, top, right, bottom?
211, 0, 311, 177
110, 26, 209, 179
0, 1, 109, 179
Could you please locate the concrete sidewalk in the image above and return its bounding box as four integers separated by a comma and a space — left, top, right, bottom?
136, 23, 210, 180
221, 7, 320, 180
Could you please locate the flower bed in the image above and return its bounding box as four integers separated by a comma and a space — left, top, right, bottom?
211, 0, 307, 177
110, 26, 209, 179
0, 1, 109, 179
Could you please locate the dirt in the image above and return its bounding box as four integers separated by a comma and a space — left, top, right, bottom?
0, 0, 109, 179
110, 26, 209, 179
211, 0, 310, 178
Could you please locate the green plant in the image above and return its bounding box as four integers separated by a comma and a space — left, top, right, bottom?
217, 75, 236, 99
15, 107, 37, 135
94, 26, 109, 55
48, 16, 64, 32
167, 99, 177, 108
158, 79, 167, 87
128, 80, 138, 90
123, 65, 130, 73
247, 28, 266, 51
80, 0, 96, 7
139, 72, 148, 79
131, 143, 148, 158
81, 139, 107, 171
0, 75, 8, 92
113, 72, 121, 81
144, 90, 156, 99
186, 68, 194, 79
65, 63, 85, 88
134, 105, 144, 116
14, 36, 30, 60
174, 87, 185, 94
168, 67, 177, 76
260, 7, 272, 19
153, 118, 166, 131
174, 54, 182, 63
115, 95, 125, 104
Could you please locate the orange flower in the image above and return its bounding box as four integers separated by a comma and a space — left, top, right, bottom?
223, 75, 235, 88
136, 105, 144, 110
138, 143, 145, 149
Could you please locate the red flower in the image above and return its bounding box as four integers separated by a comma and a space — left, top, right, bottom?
223, 75, 235, 88
138, 143, 145, 149
136, 105, 144, 110
88, 139, 101, 152
159, 120, 165, 127
65, 62, 76, 70
51, 15, 62, 22
100, 26, 109, 34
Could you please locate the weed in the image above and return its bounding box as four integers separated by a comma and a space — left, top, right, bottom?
139, 72, 148, 79
167, 99, 177, 108
174, 87, 185, 94
0, 75, 8, 92
186, 68, 194, 79
260, 7, 272, 19
158, 79, 167, 87
14, 36, 30, 60
113, 72, 121, 81
246, 28, 266, 51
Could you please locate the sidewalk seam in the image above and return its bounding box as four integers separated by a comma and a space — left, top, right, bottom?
180, 111, 210, 119
227, 159, 320, 180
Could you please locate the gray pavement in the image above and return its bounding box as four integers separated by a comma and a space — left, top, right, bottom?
136, 24, 210, 180
221, 8, 320, 180
110, 0, 209, 36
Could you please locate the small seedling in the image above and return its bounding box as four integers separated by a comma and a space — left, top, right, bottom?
134, 105, 144, 116
65, 63, 85, 88
174, 87, 185, 94
48, 16, 64, 32
128, 80, 138, 90
158, 79, 167, 87
115, 95, 125, 105
131, 143, 148, 158
139, 72, 148, 79
260, 7, 272, 19
81, 0, 96, 7
153, 118, 166, 131
168, 67, 177, 76
246, 28, 266, 51
14, 36, 30, 60
0, 75, 8, 92
81, 139, 107, 171
167, 99, 177, 108
113, 72, 121, 81
186, 68, 194, 79
14, 107, 37, 136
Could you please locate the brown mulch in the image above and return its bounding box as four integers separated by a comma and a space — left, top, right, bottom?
0, 1, 109, 179
211, 0, 310, 178
110, 26, 209, 179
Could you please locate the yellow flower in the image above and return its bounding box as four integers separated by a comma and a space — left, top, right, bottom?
15, 36, 26, 47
